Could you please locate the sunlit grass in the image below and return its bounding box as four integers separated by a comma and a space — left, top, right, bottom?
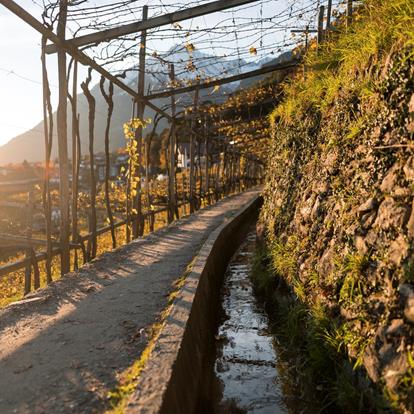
272, 0, 414, 127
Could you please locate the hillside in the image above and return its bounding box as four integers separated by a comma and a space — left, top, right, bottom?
258, 0, 414, 412
0, 47, 270, 165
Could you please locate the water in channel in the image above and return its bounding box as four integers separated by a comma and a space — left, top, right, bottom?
208, 229, 288, 414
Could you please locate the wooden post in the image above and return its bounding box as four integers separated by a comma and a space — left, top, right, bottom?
347, 0, 353, 27
71, 60, 79, 268
126, 99, 136, 243
194, 151, 200, 210
133, 5, 148, 238
218, 148, 224, 197
326, 0, 332, 29
144, 138, 152, 230
145, 114, 161, 232
81, 70, 97, 260
181, 173, 187, 216
100, 77, 116, 248
75, 113, 82, 262
214, 156, 220, 201
317, 5, 325, 44
57, 0, 70, 275
168, 64, 178, 222
197, 135, 203, 203
237, 154, 241, 192
231, 148, 236, 192
24, 189, 34, 295
222, 144, 227, 195
204, 116, 210, 203
41, 37, 53, 283
240, 154, 244, 190
189, 88, 199, 214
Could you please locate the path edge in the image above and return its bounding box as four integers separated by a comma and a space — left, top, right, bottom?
125, 190, 262, 414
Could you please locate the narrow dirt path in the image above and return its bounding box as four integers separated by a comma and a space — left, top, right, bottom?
0, 189, 260, 414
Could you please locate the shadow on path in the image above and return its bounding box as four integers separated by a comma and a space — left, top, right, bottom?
0, 189, 260, 414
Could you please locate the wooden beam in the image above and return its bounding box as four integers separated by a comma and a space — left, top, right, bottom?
44, 0, 262, 54
144, 59, 300, 101
0, 0, 171, 122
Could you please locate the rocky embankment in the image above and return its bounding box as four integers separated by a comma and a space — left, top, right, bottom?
260, 16, 414, 412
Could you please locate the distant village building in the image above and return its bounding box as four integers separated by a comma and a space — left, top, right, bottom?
177, 143, 220, 169
78, 153, 130, 185
177, 143, 190, 169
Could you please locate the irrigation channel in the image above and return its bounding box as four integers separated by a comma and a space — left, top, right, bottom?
196, 226, 306, 414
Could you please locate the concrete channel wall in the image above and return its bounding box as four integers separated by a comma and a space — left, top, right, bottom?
126, 193, 262, 414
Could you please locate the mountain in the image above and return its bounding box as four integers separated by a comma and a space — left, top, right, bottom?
238, 50, 294, 89
0, 47, 269, 165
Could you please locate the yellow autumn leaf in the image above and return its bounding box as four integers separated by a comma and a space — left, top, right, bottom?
185, 42, 195, 53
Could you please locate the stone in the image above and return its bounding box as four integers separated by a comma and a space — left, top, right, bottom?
403, 156, 414, 181
340, 306, 359, 320
318, 246, 335, 277
311, 196, 322, 220
255, 222, 266, 247
388, 235, 409, 266
312, 180, 330, 195
380, 164, 400, 194
323, 151, 338, 172
406, 200, 414, 238
300, 195, 315, 222
382, 350, 408, 390
357, 197, 378, 215
407, 93, 414, 133
385, 319, 404, 337
355, 235, 368, 255
364, 229, 379, 247
393, 187, 411, 198
409, 93, 414, 113
363, 343, 380, 383
374, 197, 409, 230
361, 211, 377, 229
399, 284, 414, 324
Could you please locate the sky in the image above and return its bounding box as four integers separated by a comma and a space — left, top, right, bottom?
0, 0, 324, 147
0, 1, 58, 145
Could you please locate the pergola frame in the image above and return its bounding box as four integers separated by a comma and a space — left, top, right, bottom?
0, 0, 299, 287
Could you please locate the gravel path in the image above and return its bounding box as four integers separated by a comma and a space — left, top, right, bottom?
0, 189, 260, 414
